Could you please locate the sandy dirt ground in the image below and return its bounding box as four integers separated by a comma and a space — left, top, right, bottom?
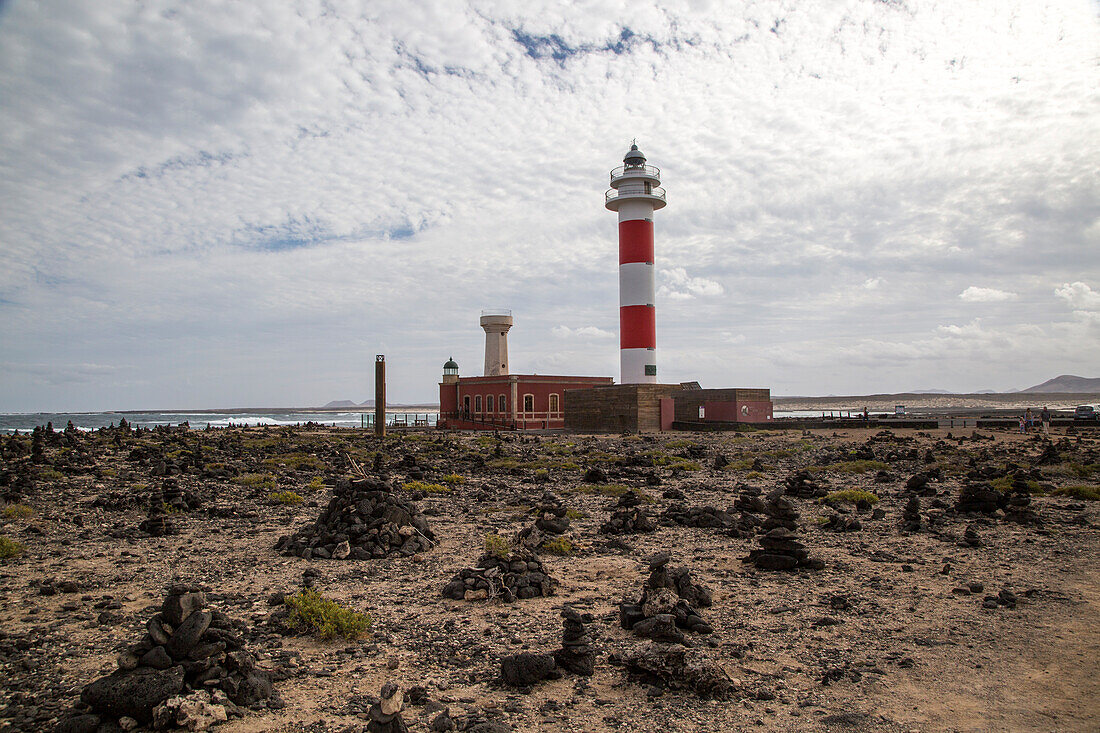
1, 423, 1098, 732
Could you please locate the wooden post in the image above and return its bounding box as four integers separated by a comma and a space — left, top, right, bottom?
375, 355, 386, 436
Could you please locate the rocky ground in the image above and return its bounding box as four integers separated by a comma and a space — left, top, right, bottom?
1, 421, 1098, 732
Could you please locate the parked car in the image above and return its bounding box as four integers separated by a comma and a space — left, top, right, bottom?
1074, 405, 1098, 421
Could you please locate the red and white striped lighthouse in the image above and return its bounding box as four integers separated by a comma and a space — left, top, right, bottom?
605, 143, 666, 384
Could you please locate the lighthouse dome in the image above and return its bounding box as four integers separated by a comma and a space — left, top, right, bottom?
623, 143, 646, 165
443, 357, 459, 374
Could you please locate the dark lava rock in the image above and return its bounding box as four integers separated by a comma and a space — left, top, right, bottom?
621, 643, 733, 699
500, 652, 559, 687
80, 665, 185, 723
553, 607, 596, 676
276, 476, 435, 559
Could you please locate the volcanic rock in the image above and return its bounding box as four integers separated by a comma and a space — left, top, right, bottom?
599, 506, 656, 535
619, 553, 713, 640
956, 481, 1005, 515
276, 476, 435, 560
441, 546, 555, 603
620, 643, 734, 699
553, 606, 596, 676
500, 652, 559, 687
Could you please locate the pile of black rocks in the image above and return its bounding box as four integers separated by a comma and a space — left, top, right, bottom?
138, 506, 178, 537
661, 503, 733, 529
366, 683, 407, 733
1003, 473, 1040, 524
744, 492, 824, 570
553, 606, 597, 675
441, 546, 555, 603
599, 506, 656, 534
533, 491, 569, 535
499, 605, 597, 688
616, 643, 734, 699
57, 584, 272, 731
901, 495, 922, 533
955, 481, 1005, 515
784, 470, 828, 499
619, 552, 714, 641
275, 476, 435, 560
158, 477, 201, 513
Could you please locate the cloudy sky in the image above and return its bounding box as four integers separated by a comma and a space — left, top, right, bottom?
1, 0, 1098, 411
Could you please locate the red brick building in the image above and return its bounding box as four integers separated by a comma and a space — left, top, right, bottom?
438, 358, 613, 430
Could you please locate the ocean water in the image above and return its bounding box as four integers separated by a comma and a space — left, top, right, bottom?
0, 410, 438, 433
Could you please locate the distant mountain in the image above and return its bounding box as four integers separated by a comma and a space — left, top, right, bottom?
909, 389, 953, 394
974, 389, 998, 394
358, 400, 374, 407
322, 400, 359, 408
1017, 375, 1100, 393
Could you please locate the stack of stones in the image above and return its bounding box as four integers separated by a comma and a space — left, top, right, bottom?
745, 491, 824, 570
962, 523, 982, 547
728, 485, 766, 537
661, 503, 733, 529
554, 607, 596, 675
955, 481, 1005, 515
275, 476, 435, 559
533, 491, 569, 535
1003, 473, 1039, 524
599, 505, 656, 534
784, 470, 828, 499
366, 683, 407, 733
138, 505, 177, 537
441, 547, 555, 603
619, 553, 714, 641
905, 473, 936, 496
57, 584, 271, 731
901, 495, 922, 532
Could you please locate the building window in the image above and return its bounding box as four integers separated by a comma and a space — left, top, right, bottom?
462, 396, 470, 416
486, 395, 494, 412
499, 394, 507, 412
523, 394, 534, 412
474, 395, 482, 413
549, 393, 560, 413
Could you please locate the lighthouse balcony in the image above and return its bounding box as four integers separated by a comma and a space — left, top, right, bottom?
605, 185, 666, 210
610, 164, 661, 185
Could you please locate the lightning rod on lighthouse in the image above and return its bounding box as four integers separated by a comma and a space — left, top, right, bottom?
604, 142, 666, 384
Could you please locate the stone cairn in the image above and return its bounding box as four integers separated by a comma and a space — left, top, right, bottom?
661, 502, 733, 529
554, 606, 596, 676
1003, 473, 1039, 524
600, 505, 656, 535
275, 476, 435, 560
955, 480, 1005, 515
745, 491, 824, 570
499, 606, 597, 689
366, 683, 407, 733
442, 542, 555, 603
57, 584, 272, 731
533, 491, 569, 535
160, 477, 200, 512
901, 495, 922, 533
138, 505, 178, 537
785, 469, 828, 499
619, 553, 714, 641
728, 485, 766, 537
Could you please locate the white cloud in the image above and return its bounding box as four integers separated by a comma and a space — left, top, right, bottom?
551, 325, 615, 339
1055, 282, 1100, 310
0, 1, 1097, 408
959, 286, 1018, 302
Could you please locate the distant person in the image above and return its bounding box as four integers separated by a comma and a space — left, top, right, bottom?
863, 407, 869, 421
1041, 406, 1051, 435
1018, 415, 1026, 434
1025, 407, 1034, 433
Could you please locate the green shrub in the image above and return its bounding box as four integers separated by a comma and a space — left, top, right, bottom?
0, 536, 24, 560
441, 474, 466, 485
233, 473, 276, 490
823, 489, 880, 506
269, 491, 303, 505
38, 469, 65, 481
541, 536, 574, 555
565, 508, 588, 519
1051, 485, 1100, 501
991, 477, 1042, 494
808, 460, 890, 474
568, 483, 653, 502
306, 476, 326, 492
2, 504, 33, 519
284, 589, 371, 640
484, 532, 512, 558
403, 480, 450, 493
665, 439, 697, 449
746, 471, 764, 479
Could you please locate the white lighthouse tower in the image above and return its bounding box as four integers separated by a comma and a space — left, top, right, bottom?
604, 143, 666, 384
